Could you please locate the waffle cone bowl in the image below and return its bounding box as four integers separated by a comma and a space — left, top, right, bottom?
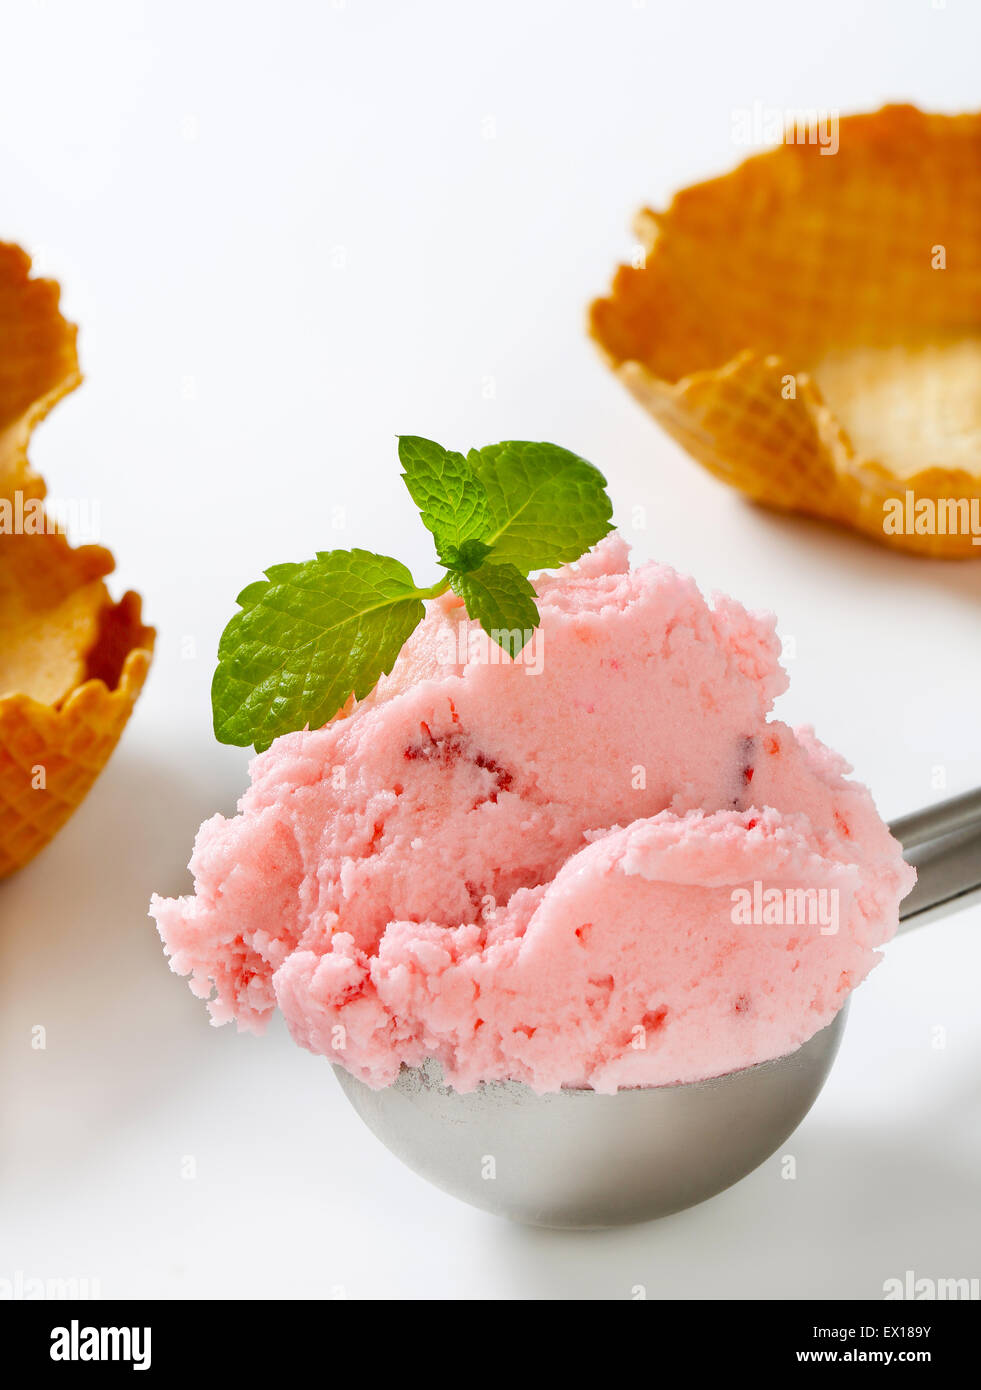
0, 243, 153, 878
590, 105, 981, 557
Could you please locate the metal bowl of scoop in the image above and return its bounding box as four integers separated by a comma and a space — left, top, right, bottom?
334, 790, 981, 1228
334, 1007, 847, 1228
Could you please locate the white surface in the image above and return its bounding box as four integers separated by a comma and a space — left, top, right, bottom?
2, 0, 980, 1300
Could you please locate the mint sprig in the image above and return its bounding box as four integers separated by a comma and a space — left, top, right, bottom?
213, 436, 613, 749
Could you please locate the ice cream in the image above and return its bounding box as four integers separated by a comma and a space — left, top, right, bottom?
151, 535, 914, 1092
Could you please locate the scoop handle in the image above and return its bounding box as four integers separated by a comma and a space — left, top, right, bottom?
890, 786, 981, 851
890, 788, 981, 931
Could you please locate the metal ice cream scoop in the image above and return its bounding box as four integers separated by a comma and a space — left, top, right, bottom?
334, 788, 981, 1228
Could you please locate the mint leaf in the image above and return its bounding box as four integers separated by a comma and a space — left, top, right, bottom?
447, 561, 540, 657
212, 549, 426, 750
399, 435, 489, 560
212, 436, 618, 749
467, 440, 613, 571
437, 537, 492, 572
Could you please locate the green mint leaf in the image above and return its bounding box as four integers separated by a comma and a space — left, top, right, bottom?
211, 436, 618, 749
212, 549, 426, 750
466, 440, 614, 571
437, 537, 493, 572
447, 561, 540, 657
398, 435, 489, 557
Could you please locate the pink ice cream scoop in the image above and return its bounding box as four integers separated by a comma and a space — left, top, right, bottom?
151, 535, 915, 1096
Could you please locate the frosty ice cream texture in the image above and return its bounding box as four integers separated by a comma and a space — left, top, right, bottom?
151, 535, 914, 1092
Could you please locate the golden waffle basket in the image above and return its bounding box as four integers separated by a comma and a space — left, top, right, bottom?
591, 105, 981, 557
0, 243, 154, 877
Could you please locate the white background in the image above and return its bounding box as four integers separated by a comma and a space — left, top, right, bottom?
2, 0, 980, 1300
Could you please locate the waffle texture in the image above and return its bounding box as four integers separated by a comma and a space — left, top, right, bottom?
590, 105, 981, 557
0, 242, 154, 878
